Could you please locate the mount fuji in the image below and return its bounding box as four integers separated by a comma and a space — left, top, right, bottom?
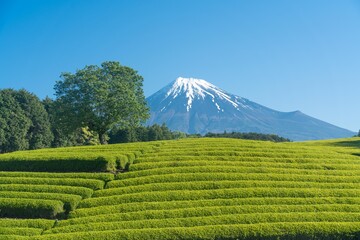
146, 77, 354, 141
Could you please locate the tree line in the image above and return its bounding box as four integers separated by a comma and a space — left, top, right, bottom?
204, 132, 290, 142
0, 61, 291, 153
0, 61, 150, 153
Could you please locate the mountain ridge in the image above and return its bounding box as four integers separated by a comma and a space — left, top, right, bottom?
146, 77, 355, 141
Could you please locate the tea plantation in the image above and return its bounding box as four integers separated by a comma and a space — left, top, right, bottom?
0, 137, 359, 239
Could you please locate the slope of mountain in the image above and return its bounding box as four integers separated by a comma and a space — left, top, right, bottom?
146, 77, 354, 141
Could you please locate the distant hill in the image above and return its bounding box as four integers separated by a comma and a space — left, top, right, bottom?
146, 77, 355, 141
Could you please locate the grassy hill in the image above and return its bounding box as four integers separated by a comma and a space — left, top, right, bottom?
0, 137, 359, 239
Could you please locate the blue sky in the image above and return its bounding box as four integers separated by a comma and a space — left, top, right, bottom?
0, 0, 359, 132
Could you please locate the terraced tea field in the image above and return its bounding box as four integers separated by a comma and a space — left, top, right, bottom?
0, 138, 359, 239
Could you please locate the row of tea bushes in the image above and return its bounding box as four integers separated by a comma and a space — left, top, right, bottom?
46, 138, 360, 239
0, 142, 156, 172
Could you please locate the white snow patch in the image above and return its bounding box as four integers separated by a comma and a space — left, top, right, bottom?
166, 77, 245, 111
215, 102, 221, 111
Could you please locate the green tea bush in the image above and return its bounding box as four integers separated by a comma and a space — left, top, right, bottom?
0, 177, 104, 190
0, 219, 54, 229
69, 197, 360, 218
0, 184, 93, 198
46, 212, 360, 234
130, 160, 359, 171
109, 173, 360, 188
0, 227, 43, 236
0, 172, 114, 181
0, 198, 64, 218
134, 155, 359, 164
78, 188, 360, 208
115, 166, 360, 180
0, 192, 82, 211
95, 180, 360, 197
69, 204, 357, 225
30, 222, 360, 240
0, 156, 116, 172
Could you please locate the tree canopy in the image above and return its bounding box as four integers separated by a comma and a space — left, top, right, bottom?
54, 61, 149, 144
0, 89, 53, 153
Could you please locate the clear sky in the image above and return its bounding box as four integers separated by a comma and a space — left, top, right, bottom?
0, 0, 359, 132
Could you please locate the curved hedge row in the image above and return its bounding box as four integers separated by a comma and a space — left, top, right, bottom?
0, 198, 64, 218
0, 156, 116, 172
0, 172, 114, 181
0, 177, 104, 190
130, 160, 359, 171
48, 212, 360, 234
134, 155, 360, 164
96, 180, 360, 197
115, 166, 360, 180
0, 141, 154, 172
30, 222, 360, 240
0, 219, 54, 229
64, 204, 360, 227
0, 191, 82, 212
108, 172, 360, 188
69, 197, 360, 218
0, 184, 93, 198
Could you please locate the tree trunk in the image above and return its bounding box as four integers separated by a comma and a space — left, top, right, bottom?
99, 132, 108, 145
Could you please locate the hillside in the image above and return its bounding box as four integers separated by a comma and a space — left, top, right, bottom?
0, 138, 359, 239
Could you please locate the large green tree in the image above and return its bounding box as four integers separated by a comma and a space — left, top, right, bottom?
54, 61, 149, 144
0, 89, 53, 153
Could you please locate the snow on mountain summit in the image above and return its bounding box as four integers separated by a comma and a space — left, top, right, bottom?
165, 77, 243, 112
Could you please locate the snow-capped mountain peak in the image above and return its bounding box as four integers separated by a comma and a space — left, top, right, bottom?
165, 77, 241, 111
146, 77, 355, 140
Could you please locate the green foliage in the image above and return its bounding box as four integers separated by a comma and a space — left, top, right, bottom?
42, 97, 78, 148
0, 140, 152, 172
77, 127, 100, 145
54, 61, 149, 144
114, 166, 360, 181
46, 212, 360, 234
69, 197, 360, 218
70, 204, 360, 225
205, 131, 291, 142
0, 138, 359, 239
78, 187, 360, 209
0, 171, 114, 181
0, 156, 116, 172
0, 177, 104, 190
29, 223, 360, 240
0, 227, 42, 236
95, 181, 360, 197
13, 90, 53, 149
0, 89, 31, 153
0, 184, 93, 199
0, 144, 151, 172
0, 191, 82, 212
0, 198, 64, 219
109, 124, 185, 144
0, 89, 53, 153
0, 219, 54, 229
